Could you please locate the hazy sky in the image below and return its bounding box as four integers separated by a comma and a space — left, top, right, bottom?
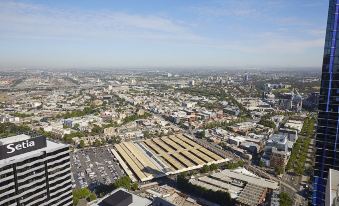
0, 0, 328, 69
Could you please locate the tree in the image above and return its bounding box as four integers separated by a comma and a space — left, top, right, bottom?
196, 130, 206, 139
93, 139, 101, 147
108, 136, 121, 144
131, 182, 138, 191
73, 123, 80, 130
72, 188, 96, 206
201, 165, 210, 173
224, 160, 244, 169
258, 119, 276, 128
275, 166, 284, 175
62, 106, 96, 119
11, 112, 33, 118
143, 131, 151, 138
63, 135, 74, 144
279, 192, 292, 206
209, 164, 218, 171
91, 125, 103, 135
259, 160, 264, 167
113, 176, 133, 190
0, 122, 31, 138
286, 136, 311, 175
89, 193, 96, 201
122, 112, 152, 125
300, 116, 315, 137
79, 140, 85, 148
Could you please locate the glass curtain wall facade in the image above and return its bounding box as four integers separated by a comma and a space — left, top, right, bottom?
313, 0, 339, 205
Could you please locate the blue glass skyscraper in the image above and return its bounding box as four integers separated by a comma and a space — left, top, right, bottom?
313, 0, 339, 205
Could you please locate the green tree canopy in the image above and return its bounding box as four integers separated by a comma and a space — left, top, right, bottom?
279, 192, 293, 206
79, 140, 85, 148
113, 176, 134, 190
72, 188, 96, 206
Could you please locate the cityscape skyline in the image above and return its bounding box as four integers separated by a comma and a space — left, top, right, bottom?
1, 1, 338, 206
0, 0, 329, 69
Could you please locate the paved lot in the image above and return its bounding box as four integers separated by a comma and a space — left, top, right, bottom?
70, 146, 125, 189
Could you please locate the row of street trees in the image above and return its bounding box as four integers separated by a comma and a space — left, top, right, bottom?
286, 116, 315, 175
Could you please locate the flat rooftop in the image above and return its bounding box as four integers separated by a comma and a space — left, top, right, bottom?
0, 134, 68, 166
189, 168, 278, 204
113, 134, 228, 182
212, 169, 279, 190
0, 134, 32, 145
89, 188, 151, 206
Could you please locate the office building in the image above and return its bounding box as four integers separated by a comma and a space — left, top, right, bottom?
0, 134, 72, 206
313, 0, 339, 205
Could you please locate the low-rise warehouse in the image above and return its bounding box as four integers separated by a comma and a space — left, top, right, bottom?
189, 168, 279, 206
112, 134, 229, 182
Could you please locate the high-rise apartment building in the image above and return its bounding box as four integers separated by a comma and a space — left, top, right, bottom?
313, 0, 339, 205
0, 134, 72, 206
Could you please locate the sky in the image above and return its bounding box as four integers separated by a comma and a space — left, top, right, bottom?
0, 0, 329, 69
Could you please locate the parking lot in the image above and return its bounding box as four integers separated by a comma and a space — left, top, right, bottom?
70, 146, 125, 189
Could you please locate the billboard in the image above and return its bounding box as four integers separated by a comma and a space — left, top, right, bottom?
0, 136, 47, 160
